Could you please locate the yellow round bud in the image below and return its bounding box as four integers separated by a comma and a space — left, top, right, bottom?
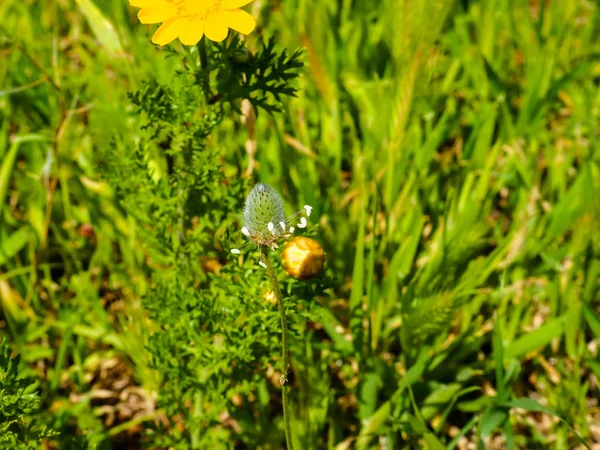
281, 237, 325, 280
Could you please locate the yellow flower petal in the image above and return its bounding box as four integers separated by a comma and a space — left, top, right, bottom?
222, 9, 255, 35
179, 19, 204, 46
138, 3, 177, 24
130, 0, 160, 7
222, 0, 253, 8
152, 17, 184, 46
204, 17, 229, 42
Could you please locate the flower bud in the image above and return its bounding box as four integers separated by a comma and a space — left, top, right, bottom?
232, 183, 316, 256
281, 237, 325, 280
243, 184, 286, 246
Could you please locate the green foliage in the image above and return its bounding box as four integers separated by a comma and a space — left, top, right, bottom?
211, 38, 303, 114
0, 338, 56, 448
97, 33, 304, 448
1, 0, 599, 449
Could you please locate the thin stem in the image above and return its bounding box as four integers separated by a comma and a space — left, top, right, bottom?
197, 39, 211, 102
261, 246, 294, 450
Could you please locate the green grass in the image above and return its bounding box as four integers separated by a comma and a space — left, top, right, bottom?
1, 0, 600, 449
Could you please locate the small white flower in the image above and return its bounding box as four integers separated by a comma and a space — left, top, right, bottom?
231, 184, 317, 257
259, 260, 267, 269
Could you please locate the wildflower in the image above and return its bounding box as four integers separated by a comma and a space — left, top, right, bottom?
231, 183, 313, 255
264, 290, 277, 306
130, 0, 256, 46
281, 237, 325, 280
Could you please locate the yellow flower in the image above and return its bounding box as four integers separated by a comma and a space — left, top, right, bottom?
130, 0, 256, 46
281, 237, 325, 280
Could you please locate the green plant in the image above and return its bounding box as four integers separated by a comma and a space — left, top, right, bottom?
1, 0, 599, 449
234, 182, 316, 450
99, 34, 304, 447
0, 338, 57, 448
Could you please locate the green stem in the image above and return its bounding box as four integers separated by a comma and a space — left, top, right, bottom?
197, 39, 210, 102
261, 246, 294, 450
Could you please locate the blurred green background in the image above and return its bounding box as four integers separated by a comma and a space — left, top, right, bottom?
1, 0, 599, 449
